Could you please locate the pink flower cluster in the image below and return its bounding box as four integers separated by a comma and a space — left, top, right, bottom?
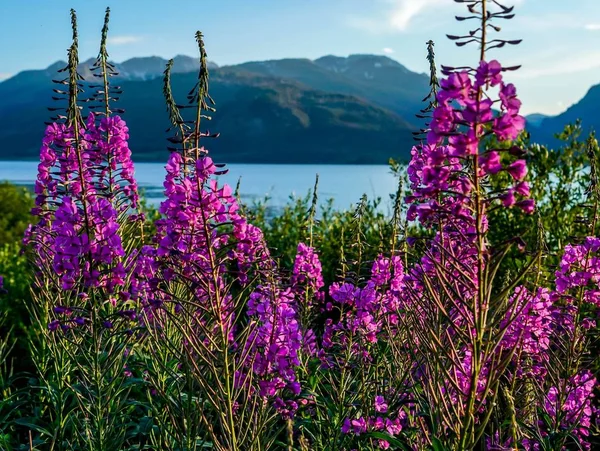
291, 242, 324, 301
28, 114, 138, 293
556, 237, 600, 306
320, 255, 405, 365
341, 395, 409, 449
400, 58, 546, 442
406, 60, 534, 227
544, 370, 598, 449
245, 284, 302, 416
500, 287, 555, 375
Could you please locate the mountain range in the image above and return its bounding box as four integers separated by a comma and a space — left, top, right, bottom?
0, 54, 596, 164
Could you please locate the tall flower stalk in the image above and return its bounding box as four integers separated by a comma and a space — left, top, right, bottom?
402, 0, 537, 447
25, 9, 143, 450
139, 33, 303, 451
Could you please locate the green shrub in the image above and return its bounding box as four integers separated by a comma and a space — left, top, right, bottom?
247, 187, 403, 286
0, 182, 35, 246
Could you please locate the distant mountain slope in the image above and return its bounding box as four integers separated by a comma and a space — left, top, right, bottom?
525, 113, 548, 128
531, 84, 600, 144
229, 54, 429, 120
0, 58, 418, 164
0, 61, 66, 108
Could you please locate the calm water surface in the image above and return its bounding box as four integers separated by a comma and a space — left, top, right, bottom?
0, 161, 399, 214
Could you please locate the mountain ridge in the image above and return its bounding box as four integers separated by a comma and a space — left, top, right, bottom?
0, 53, 593, 163
0, 54, 426, 164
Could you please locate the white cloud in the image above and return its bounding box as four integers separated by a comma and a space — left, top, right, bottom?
348, 0, 525, 33
347, 0, 446, 33
0, 72, 12, 81
585, 23, 600, 30
107, 35, 143, 46
389, 0, 445, 31
513, 50, 600, 79
382, 47, 394, 54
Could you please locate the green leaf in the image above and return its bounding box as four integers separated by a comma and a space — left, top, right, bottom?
137, 416, 154, 436
13, 418, 52, 438
430, 437, 448, 451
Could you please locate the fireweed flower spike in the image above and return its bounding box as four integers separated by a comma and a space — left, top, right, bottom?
24, 9, 145, 450
136, 34, 306, 450
402, 3, 598, 450
28, 12, 137, 301
400, 1, 545, 448
290, 241, 324, 349
291, 242, 324, 299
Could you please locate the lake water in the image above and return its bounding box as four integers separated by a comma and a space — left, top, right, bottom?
0, 161, 400, 214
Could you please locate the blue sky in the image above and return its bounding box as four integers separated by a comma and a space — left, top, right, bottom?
1, 0, 599, 116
